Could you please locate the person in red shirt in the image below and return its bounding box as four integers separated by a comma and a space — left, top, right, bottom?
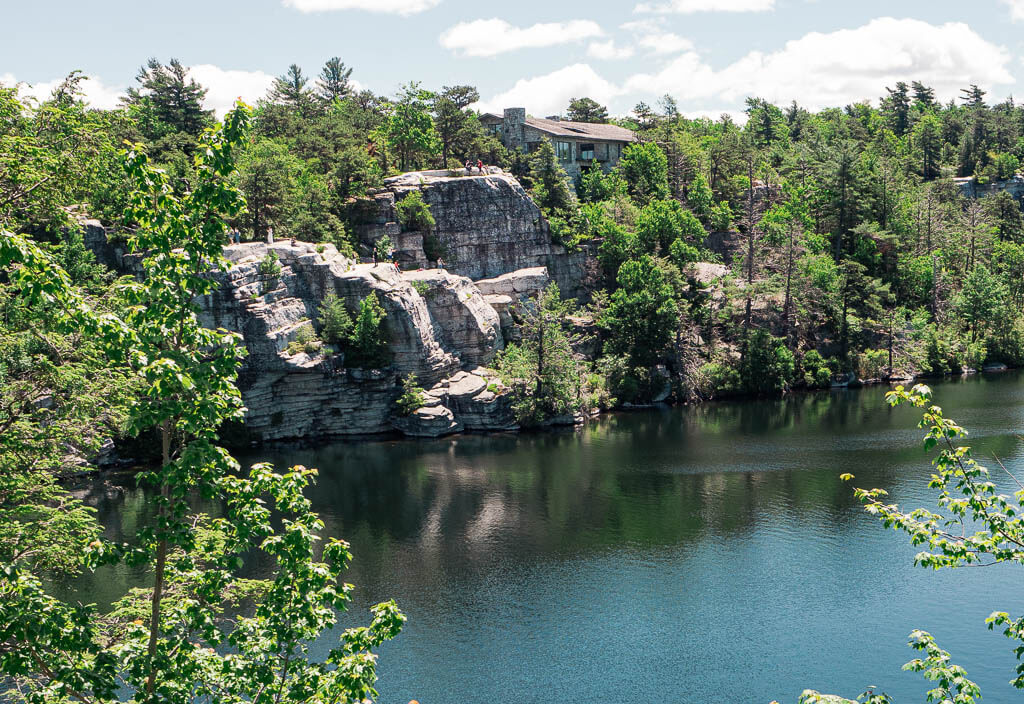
477, 158, 483, 173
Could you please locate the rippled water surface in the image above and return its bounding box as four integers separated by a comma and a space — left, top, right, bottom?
77, 373, 1024, 703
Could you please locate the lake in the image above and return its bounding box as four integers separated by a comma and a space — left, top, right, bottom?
73, 372, 1024, 703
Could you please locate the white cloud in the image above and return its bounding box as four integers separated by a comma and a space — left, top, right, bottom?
187, 65, 277, 116
1001, 0, 1024, 21
282, 0, 439, 15
635, 0, 774, 14
636, 31, 694, 54
440, 18, 603, 57
587, 40, 635, 60
620, 19, 693, 56
0, 66, 279, 118
625, 17, 1014, 110
0, 73, 124, 109
475, 63, 622, 117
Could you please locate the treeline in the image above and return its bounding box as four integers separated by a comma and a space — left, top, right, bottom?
518, 84, 1024, 410
5, 58, 1024, 427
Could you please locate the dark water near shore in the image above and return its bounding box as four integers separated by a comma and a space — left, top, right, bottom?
73, 373, 1024, 703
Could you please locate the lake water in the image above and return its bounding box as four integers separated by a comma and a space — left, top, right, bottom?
74, 373, 1024, 703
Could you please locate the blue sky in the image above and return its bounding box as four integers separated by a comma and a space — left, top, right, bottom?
4, 0, 1024, 119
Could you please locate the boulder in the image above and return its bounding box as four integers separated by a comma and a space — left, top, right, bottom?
402, 269, 503, 366
475, 266, 550, 298
429, 369, 518, 431
391, 404, 463, 438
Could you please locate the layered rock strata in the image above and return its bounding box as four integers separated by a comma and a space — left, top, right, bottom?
353, 170, 592, 298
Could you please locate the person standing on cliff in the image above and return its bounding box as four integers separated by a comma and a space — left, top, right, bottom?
266, 225, 274, 245
465, 159, 472, 175
437, 257, 445, 271
477, 158, 484, 173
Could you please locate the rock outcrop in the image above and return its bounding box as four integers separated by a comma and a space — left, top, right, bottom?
353, 170, 592, 298
79, 171, 586, 443
199, 241, 520, 441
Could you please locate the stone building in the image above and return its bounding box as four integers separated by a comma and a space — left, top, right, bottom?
480, 107, 636, 182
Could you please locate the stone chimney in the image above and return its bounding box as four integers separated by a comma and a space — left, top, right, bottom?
503, 107, 527, 152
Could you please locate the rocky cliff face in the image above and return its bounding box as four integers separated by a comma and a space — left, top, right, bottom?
200, 241, 524, 441
955, 174, 1024, 202
354, 169, 594, 299
82, 170, 588, 443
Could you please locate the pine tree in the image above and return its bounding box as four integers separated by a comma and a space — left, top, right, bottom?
270, 64, 314, 114
912, 81, 938, 112
123, 58, 213, 137
529, 140, 573, 213
566, 97, 608, 123
882, 81, 911, 135
316, 57, 353, 103
960, 84, 988, 110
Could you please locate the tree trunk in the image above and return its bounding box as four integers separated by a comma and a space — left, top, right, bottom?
145, 419, 173, 695
742, 157, 755, 357
781, 220, 795, 347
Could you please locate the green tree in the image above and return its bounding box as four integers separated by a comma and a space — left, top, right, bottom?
235, 138, 297, 240
317, 293, 354, 346
578, 161, 626, 203
269, 63, 315, 116
616, 142, 669, 205
529, 139, 573, 214
316, 57, 353, 103
378, 82, 440, 172
123, 58, 213, 138
955, 263, 1007, 341
432, 85, 480, 166
566, 97, 608, 123
496, 283, 586, 424
912, 113, 943, 180
0, 103, 403, 703
601, 255, 679, 366
686, 172, 714, 225
348, 292, 389, 368
739, 329, 795, 395
395, 189, 435, 231
635, 198, 704, 254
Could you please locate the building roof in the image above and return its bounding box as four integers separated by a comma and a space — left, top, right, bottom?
482, 112, 636, 143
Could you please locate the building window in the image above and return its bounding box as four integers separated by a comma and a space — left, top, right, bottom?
596, 143, 608, 161
555, 141, 572, 160
579, 143, 595, 161
616, 143, 622, 158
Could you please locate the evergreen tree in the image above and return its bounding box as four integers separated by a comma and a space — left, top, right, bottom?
616, 142, 670, 205
566, 97, 608, 123
432, 85, 480, 166
912, 81, 938, 112
529, 139, 573, 214
601, 255, 679, 367
123, 58, 213, 138
269, 64, 314, 115
960, 84, 988, 110
316, 57, 353, 103
496, 283, 587, 424
882, 81, 911, 135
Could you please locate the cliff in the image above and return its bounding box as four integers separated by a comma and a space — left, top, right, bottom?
352, 169, 595, 299
203, 241, 537, 442
82, 170, 568, 442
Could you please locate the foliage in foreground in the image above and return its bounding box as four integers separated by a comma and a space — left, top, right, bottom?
0, 103, 403, 703
809, 383, 1024, 703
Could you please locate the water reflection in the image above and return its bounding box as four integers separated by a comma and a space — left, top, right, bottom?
73, 372, 1024, 704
